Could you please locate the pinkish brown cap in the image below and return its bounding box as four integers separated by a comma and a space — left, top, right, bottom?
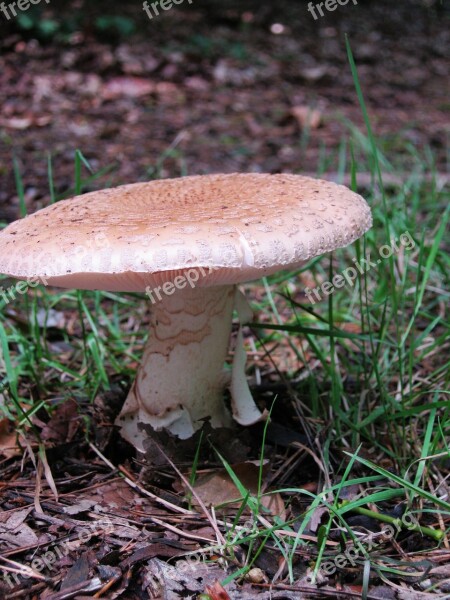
0, 173, 372, 291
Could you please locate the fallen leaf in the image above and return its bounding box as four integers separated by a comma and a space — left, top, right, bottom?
0, 418, 20, 459
184, 76, 210, 91
40, 399, 80, 444
143, 558, 237, 599
299, 66, 328, 81
204, 580, 231, 600
63, 500, 98, 516
60, 554, 90, 591
290, 106, 322, 129
0, 115, 52, 129
188, 462, 285, 518
1, 117, 32, 129
0, 508, 39, 547
308, 506, 328, 533
102, 77, 155, 99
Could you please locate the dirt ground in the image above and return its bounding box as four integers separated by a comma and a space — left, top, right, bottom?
0, 0, 448, 222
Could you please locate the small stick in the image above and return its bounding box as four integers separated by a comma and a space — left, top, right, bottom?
150, 516, 215, 544
150, 441, 226, 548
88, 442, 193, 516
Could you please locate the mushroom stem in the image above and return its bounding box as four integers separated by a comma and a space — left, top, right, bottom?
116, 284, 236, 450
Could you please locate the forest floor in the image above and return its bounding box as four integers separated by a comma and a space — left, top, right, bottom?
0, 0, 448, 220
0, 1, 449, 599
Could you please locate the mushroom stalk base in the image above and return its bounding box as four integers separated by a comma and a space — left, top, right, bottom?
116, 285, 236, 451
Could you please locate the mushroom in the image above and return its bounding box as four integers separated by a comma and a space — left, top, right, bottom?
0, 174, 371, 451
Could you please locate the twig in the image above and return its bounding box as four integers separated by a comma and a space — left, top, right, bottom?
0, 556, 46, 581
150, 441, 227, 548
149, 515, 215, 544
252, 582, 385, 598
8, 583, 46, 598
88, 442, 193, 516
44, 578, 103, 600
93, 574, 122, 597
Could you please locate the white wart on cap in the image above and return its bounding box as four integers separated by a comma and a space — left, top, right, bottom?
0, 174, 372, 450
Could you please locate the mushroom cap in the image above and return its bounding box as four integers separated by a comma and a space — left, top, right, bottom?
0, 173, 372, 291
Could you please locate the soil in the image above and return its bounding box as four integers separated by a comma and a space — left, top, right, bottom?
0, 0, 448, 222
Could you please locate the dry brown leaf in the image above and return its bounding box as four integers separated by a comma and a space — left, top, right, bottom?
143, 558, 238, 598
0, 418, 20, 459
60, 554, 90, 591
290, 106, 322, 130
204, 580, 231, 600
298, 65, 328, 81
102, 77, 155, 100
41, 399, 80, 444
0, 508, 39, 547
184, 76, 210, 91
63, 500, 98, 516
0, 116, 51, 129
188, 462, 285, 518
308, 505, 328, 533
